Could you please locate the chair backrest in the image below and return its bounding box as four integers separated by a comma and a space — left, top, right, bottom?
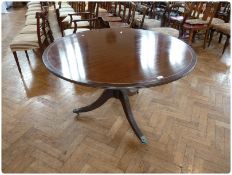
162, 2, 186, 26
112, 2, 127, 20
87, 2, 99, 17
216, 2, 230, 22
127, 2, 136, 27
36, 12, 54, 51
149, 2, 167, 19
36, 12, 48, 51
69, 12, 99, 33
111, 2, 120, 15
70, 1, 86, 12
58, 1, 71, 9
201, 2, 219, 25
139, 5, 149, 29
189, 2, 204, 19
98, 2, 112, 12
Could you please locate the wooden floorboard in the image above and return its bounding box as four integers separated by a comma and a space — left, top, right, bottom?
2, 6, 230, 173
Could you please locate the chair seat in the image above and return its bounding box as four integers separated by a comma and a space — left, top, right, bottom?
27, 1, 40, 7
213, 23, 230, 35
183, 23, 207, 29
26, 14, 37, 19
20, 25, 37, 33
20, 25, 50, 34
62, 15, 81, 23
135, 14, 149, 20
71, 21, 90, 28
109, 22, 130, 28
27, 4, 41, 8
25, 10, 42, 16
55, 5, 72, 10
101, 15, 122, 22
59, 11, 76, 18
185, 18, 208, 25
99, 8, 108, 13
139, 18, 161, 29
25, 18, 42, 25
210, 18, 225, 27
10, 33, 45, 51
150, 27, 179, 38
55, 2, 71, 9
27, 7, 41, 12
63, 28, 90, 36
58, 8, 74, 13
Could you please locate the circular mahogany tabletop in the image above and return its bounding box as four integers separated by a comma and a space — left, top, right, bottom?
43, 28, 197, 89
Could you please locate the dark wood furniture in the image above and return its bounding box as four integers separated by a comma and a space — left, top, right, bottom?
11, 11, 53, 75
42, 28, 197, 144
108, 2, 136, 28
181, 2, 219, 48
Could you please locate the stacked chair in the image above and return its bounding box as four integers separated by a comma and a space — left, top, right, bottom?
10, 2, 54, 75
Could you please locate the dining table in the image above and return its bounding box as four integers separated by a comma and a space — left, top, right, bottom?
42, 28, 197, 144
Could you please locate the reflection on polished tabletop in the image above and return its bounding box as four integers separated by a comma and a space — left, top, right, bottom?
43, 28, 196, 88
43, 28, 197, 143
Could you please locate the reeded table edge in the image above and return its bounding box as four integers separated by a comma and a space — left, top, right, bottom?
42, 29, 197, 89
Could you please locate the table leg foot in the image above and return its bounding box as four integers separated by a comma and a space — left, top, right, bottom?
73, 109, 80, 115
140, 136, 148, 144
118, 90, 147, 144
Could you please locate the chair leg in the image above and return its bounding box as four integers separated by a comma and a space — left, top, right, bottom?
60, 21, 64, 37
188, 29, 193, 46
25, 50, 29, 61
203, 29, 209, 49
13, 51, 22, 74
208, 29, 215, 47
178, 28, 183, 39
219, 33, 223, 43
222, 35, 230, 54
192, 31, 197, 43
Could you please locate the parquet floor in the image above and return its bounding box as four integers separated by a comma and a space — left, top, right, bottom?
2, 6, 231, 173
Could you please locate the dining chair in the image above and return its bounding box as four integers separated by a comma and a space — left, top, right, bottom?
56, 2, 75, 27
60, 2, 87, 35
181, 2, 219, 48
134, 3, 161, 29
98, 2, 122, 23
10, 12, 53, 75
216, 2, 230, 23
108, 2, 136, 28
21, 12, 54, 43
163, 2, 188, 28
208, 23, 230, 54
60, 2, 100, 36
63, 12, 98, 36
